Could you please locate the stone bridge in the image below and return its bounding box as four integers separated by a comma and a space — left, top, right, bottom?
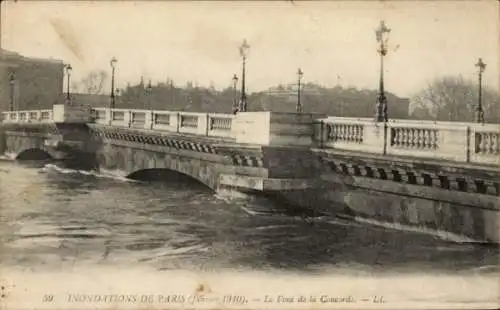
0, 105, 326, 209
1, 104, 499, 243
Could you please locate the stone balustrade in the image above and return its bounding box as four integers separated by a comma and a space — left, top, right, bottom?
3, 106, 500, 166
314, 117, 386, 154
92, 108, 234, 139
314, 117, 500, 165
1, 109, 54, 123
470, 123, 500, 166
1, 104, 92, 124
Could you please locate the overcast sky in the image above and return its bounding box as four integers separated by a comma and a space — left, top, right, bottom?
1, 1, 498, 97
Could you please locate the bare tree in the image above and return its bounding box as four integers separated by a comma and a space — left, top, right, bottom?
79, 70, 109, 95
410, 75, 499, 122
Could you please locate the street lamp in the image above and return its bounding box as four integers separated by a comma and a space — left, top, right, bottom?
475, 58, 486, 123
64, 64, 72, 104
297, 68, 303, 113
110, 57, 117, 109
8, 73, 15, 111
238, 39, 250, 112
375, 20, 391, 122
232, 74, 239, 114
145, 79, 152, 110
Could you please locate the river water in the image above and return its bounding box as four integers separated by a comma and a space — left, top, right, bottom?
0, 158, 498, 309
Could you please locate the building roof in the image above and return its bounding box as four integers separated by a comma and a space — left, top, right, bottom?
0, 48, 64, 64
0, 48, 20, 56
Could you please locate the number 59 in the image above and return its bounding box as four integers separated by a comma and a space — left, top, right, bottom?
42, 294, 54, 302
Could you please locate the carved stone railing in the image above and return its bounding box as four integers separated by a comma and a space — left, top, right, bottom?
88, 108, 235, 139
112, 110, 125, 121
152, 111, 175, 131
207, 114, 233, 138
470, 123, 500, 165
314, 117, 385, 154
180, 114, 198, 128
385, 120, 469, 162
475, 132, 499, 154
1, 105, 89, 124
389, 127, 438, 150
1, 109, 53, 124
3, 106, 499, 165
210, 115, 232, 131
314, 117, 500, 165
153, 113, 170, 125
177, 112, 203, 135
41, 110, 51, 120
130, 111, 146, 128
327, 122, 364, 143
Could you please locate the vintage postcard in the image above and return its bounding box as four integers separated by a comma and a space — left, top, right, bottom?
0, 0, 499, 309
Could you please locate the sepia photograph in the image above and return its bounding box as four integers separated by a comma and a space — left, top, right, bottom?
0, 0, 498, 309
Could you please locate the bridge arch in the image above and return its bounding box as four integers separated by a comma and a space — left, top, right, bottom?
15, 148, 53, 161
97, 148, 220, 191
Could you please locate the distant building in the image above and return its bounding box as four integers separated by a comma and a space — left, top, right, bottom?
70, 93, 110, 108
0, 49, 65, 112
262, 83, 411, 118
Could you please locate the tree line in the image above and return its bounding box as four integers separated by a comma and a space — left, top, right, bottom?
71, 70, 499, 122
409, 75, 500, 123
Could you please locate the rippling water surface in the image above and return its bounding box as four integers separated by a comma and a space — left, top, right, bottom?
0, 159, 498, 307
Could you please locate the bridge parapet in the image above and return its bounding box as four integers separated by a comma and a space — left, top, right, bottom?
1, 104, 92, 124
5, 106, 499, 166
92, 108, 234, 139
90, 108, 319, 147
2, 109, 53, 124
314, 117, 500, 166
2, 106, 319, 148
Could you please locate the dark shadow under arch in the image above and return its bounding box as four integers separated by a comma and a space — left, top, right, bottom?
16, 148, 53, 161
126, 168, 212, 191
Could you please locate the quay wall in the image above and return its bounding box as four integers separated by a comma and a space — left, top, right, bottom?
270, 172, 499, 244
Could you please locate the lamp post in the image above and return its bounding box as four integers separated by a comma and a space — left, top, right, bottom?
145, 80, 152, 110
232, 74, 239, 114
375, 20, 391, 122
296, 68, 303, 113
8, 73, 15, 111
64, 64, 72, 104
475, 58, 486, 123
110, 57, 117, 109
238, 39, 250, 112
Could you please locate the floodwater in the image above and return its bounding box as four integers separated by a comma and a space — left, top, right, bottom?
0, 158, 498, 309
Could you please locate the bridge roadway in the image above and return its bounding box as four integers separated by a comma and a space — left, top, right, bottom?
1, 104, 499, 243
